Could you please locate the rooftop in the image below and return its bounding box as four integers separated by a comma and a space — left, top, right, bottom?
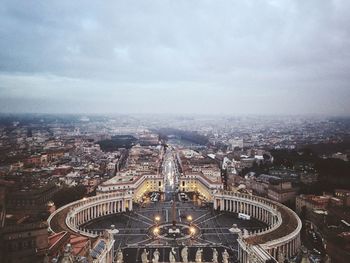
244, 201, 299, 245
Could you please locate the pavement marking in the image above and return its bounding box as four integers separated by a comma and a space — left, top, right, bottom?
197, 213, 224, 225
133, 211, 154, 223
123, 214, 152, 226
192, 211, 211, 223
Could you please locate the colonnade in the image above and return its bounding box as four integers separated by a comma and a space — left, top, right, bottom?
48, 192, 133, 238
68, 198, 132, 226
265, 234, 302, 260
213, 191, 302, 263
216, 197, 280, 227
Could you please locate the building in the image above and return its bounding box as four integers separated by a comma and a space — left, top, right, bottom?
6, 184, 59, 215
47, 230, 114, 263
335, 189, 350, 207
228, 138, 244, 150
295, 194, 342, 215
47, 231, 90, 260
300, 172, 318, 184
0, 222, 49, 263
267, 181, 297, 205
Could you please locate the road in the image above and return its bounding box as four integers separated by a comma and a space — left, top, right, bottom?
162, 147, 179, 201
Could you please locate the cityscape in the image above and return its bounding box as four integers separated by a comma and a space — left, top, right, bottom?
1, 1, 350, 263
0, 114, 349, 263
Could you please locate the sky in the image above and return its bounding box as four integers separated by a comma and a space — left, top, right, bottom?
0, 0, 350, 116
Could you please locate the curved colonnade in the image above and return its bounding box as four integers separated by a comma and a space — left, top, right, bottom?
48, 191, 301, 262
48, 192, 133, 238
214, 191, 302, 262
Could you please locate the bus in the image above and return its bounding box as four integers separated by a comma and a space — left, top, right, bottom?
238, 213, 251, 220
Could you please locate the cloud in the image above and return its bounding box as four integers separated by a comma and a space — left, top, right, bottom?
0, 0, 349, 115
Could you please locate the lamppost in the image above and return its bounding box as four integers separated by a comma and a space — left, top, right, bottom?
153, 226, 160, 236
153, 215, 161, 244
155, 215, 161, 225
187, 215, 193, 223
189, 226, 196, 236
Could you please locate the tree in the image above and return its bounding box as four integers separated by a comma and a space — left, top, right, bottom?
52, 185, 86, 208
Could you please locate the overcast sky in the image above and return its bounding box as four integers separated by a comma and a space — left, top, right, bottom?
0, 0, 350, 115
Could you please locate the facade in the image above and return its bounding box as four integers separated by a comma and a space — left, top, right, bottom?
179, 173, 223, 200
5, 184, 60, 215
267, 182, 297, 204
0, 222, 49, 263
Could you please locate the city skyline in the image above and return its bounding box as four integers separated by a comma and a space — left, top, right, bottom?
1, 0, 350, 115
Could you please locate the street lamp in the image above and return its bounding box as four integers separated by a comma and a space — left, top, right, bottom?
155, 215, 161, 223
187, 215, 193, 223
153, 227, 160, 236
190, 226, 196, 235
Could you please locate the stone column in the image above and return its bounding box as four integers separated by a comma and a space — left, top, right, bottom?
129, 199, 133, 211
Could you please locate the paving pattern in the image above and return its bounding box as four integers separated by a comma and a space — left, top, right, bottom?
83, 200, 267, 262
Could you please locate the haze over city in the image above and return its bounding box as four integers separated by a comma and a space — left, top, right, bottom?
1, 0, 350, 115
2, 2, 350, 262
